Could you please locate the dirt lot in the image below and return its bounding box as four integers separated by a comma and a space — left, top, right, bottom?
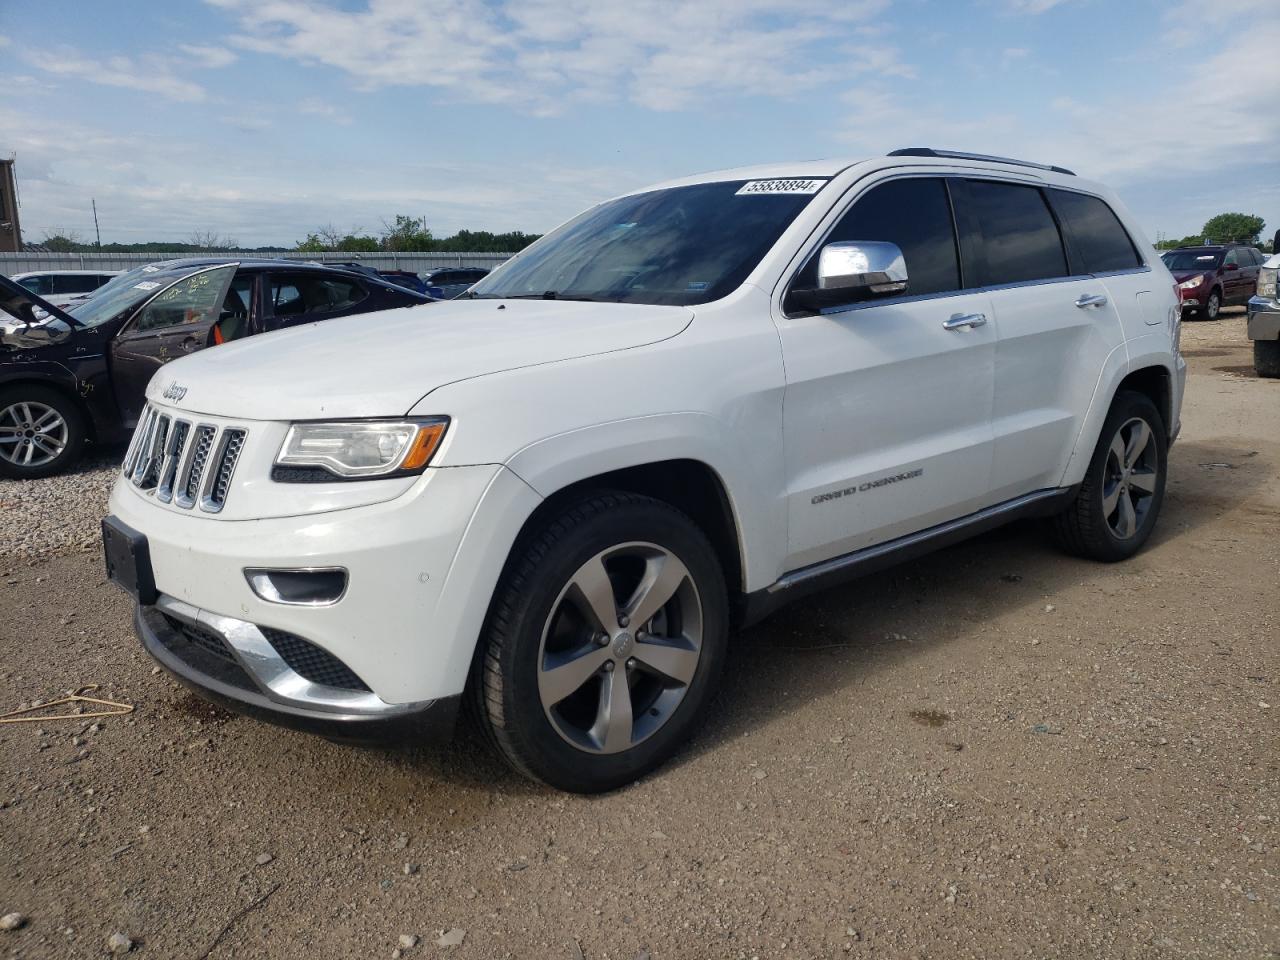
1, 311, 1277, 960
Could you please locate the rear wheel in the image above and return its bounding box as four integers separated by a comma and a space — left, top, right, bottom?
0, 386, 86, 479
1203, 288, 1221, 320
473, 491, 728, 793
1254, 339, 1280, 378
1052, 391, 1167, 562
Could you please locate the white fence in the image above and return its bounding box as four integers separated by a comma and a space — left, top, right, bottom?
0, 251, 513, 276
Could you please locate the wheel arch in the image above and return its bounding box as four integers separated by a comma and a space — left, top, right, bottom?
1115, 363, 1173, 437
512, 458, 746, 601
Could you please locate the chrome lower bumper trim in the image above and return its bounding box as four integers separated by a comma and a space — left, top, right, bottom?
150, 595, 428, 719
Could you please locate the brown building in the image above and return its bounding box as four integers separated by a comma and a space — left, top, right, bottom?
0, 159, 22, 252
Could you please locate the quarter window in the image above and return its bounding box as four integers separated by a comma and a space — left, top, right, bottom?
790, 177, 960, 305
1049, 190, 1142, 274
966, 181, 1069, 285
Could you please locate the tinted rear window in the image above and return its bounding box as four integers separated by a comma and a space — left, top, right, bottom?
966, 181, 1068, 285
1049, 190, 1142, 274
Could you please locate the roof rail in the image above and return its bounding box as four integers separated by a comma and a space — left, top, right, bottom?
888, 147, 1076, 177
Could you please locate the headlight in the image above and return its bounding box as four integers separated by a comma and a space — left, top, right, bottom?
1259, 266, 1277, 299
275, 418, 448, 480
1178, 276, 1203, 290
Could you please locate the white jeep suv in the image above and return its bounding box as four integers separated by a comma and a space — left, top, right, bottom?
104, 148, 1185, 792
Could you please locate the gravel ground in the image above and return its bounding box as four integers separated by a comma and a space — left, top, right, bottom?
1, 311, 1277, 959
0, 448, 123, 561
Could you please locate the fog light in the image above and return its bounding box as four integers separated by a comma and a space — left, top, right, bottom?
244, 567, 348, 606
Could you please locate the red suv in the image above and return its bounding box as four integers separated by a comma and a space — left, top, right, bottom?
1162, 244, 1265, 320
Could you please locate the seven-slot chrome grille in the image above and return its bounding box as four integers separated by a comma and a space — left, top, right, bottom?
122, 405, 248, 513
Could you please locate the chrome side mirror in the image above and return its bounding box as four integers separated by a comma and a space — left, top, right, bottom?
818, 241, 908, 295
789, 241, 909, 312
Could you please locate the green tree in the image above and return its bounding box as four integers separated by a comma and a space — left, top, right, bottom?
340, 234, 380, 252
1201, 212, 1265, 244
296, 233, 328, 253
381, 215, 434, 252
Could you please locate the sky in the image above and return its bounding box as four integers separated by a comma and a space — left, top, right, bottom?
1, 0, 1277, 248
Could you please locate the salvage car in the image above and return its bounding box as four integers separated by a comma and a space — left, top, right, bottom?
0, 259, 429, 478
103, 149, 1184, 792
1248, 252, 1279, 377
1161, 244, 1263, 319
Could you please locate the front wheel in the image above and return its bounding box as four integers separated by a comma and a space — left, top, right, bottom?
1254, 339, 1280, 378
473, 491, 729, 793
1052, 391, 1168, 562
0, 386, 86, 479
1203, 288, 1221, 320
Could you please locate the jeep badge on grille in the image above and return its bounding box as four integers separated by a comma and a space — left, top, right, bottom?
162, 382, 188, 402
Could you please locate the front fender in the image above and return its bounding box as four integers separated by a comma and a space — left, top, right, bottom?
503, 412, 782, 592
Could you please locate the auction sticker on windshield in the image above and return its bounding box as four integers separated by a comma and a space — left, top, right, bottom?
735, 179, 827, 195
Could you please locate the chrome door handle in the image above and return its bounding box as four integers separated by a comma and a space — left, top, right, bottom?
943, 312, 987, 330
1076, 294, 1108, 308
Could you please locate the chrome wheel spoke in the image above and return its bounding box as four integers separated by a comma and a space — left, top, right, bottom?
1129, 467, 1158, 495
1115, 491, 1137, 538
1108, 434, 1126, 471
624, 553, 690, 629
1124, 421, 1151, 467
540, 645, 611, 709
31, 436, 62, 458
32, 408, 61, 430
1102, 479, 1122, 516
567, 555, 620, 633
633, 637, 699, 685
20, 442, 35, 465
592, 665, 634, 752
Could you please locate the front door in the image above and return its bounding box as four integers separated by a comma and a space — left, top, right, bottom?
109, 265, 237, 425
775, 175, 997, 572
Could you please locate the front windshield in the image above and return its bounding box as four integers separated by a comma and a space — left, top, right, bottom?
1162, 251, 1222, 271
468, 179, 827, 306
66, 265, 180, 328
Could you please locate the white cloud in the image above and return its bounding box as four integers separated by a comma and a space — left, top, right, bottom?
33, 49, 207, 102
299, 98, 353, 125
1006, 0, 1074, 12
210, 0, 896, 114
177, 43, 237, 68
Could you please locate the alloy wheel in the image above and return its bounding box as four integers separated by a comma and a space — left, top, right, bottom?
1205, 291, 1220, 320
537, 542, 703, 755
1102, 416, 1159, 540
0, 401, 69, 468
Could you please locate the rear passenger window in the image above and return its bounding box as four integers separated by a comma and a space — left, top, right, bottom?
52, 275, 99, 294
1049, 190, 1142, 274
791, 177, 960, 302
966, 181, 1068, 286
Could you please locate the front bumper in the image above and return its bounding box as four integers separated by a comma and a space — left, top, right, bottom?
137, 597, 459, 742
1247, 296, 1280, 341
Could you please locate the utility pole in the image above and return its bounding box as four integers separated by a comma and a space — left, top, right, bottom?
91, 198, 102, 248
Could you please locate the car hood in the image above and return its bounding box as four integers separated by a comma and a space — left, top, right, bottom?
145, 299, 695, 420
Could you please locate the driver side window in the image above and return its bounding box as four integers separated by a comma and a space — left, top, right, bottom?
788, 177, 961, 310
135, 266, 237, 333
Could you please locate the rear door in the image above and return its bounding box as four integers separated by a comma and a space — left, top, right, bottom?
108, 265, 237, 424
953, 179, 1127, 501
776, 175, 997, 570
261, 271, 369, 332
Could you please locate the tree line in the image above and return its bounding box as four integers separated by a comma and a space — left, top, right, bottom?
295, 216, 540, 254
1155, 213, 1270, 250
34, 219, 540, 254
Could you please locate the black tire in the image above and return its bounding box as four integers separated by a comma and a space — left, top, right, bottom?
473, 491, 729, 793
1052, 390, 1167, 562
0, 385, 86, 479
1254, 339, 1280, 379
1203, 288, 1221, 320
